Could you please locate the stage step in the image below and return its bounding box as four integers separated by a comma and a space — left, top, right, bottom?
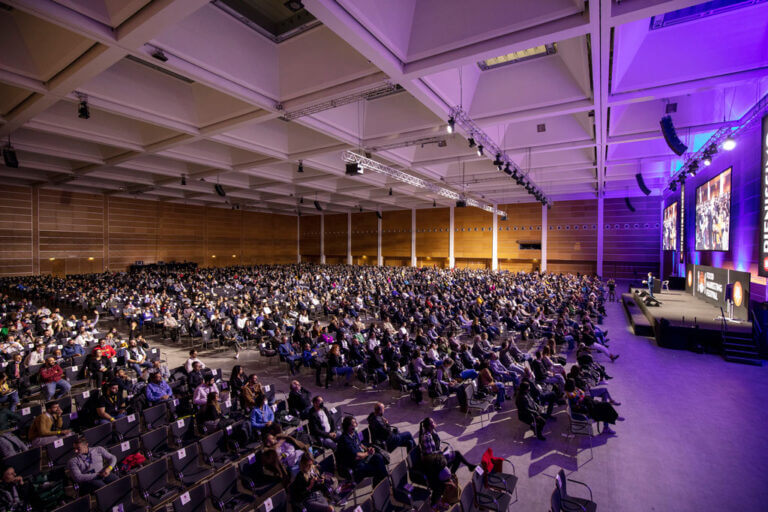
723, 355, 764, 366
721, 330, 763, 365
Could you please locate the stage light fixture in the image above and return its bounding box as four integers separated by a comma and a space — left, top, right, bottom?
78, 99, 90, 119
476, 145, 484, 157
503, 163, 512, 175
388, 188, 393, 196
468, 137, 476, 148
151, 49, 168, 62
669, 180, 677, 192
703, 157, 711, 166
433, 199, 436, 207
297, 161, 304, 173
456, 199, 467, 208
284, 0, 304, 12
2, 141, 18, 169
722, 136, 736, 151
345, 162, 363, 175
447, 117, 455, 134
493, 153, 502, 167
181, 175, 186, 186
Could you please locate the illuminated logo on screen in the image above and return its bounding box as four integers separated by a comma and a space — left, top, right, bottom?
687, 269, 693, 287
733, 281, 744, 307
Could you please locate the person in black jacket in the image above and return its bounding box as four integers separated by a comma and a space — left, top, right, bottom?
307, 396, 338, 450
515, 381, 546, 440
337, 416, 387, 484
288, 380, 312, 418
288, 453, 334, 512
366, 402, 414, 452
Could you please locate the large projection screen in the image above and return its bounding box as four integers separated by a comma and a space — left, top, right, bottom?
663, 202, 678, 251
695, 167, 731, 251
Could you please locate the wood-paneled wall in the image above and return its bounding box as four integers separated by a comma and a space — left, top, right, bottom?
415, 208, 449, 258
548, 199, 598, 275
299, 215, 321, 258
0, 186, 297, 276
351, 212, 377, 257
381, 210, 411, 258
323, 213, 347, 256
498, 202, 542, 265
603, 196, 661, 279
454, 207, 492, 259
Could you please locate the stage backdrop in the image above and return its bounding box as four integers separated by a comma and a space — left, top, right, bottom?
686, 264, 750, 319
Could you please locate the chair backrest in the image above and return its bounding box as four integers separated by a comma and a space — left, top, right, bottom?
16, 404, 42, 430
257, 488, 286, 512
95, 474, 134, 511
208, 465, 237, 499
459, 483, 475, 512
51, 495, 90, 512
45, 435, 76, 467
371, 478, 392, 510
262, 383, 276, 404
550, 487, 562, 512
73, 388, 98, 409
148, 347, 161, 362
143, 403, 168, 429
389, 460, 408, 488
114, 412, 141, 439
83, 421, 114, 447
109, 437, 141, 467
199, 430, 225, 458
141, 426, 170, 457
137, 458, 170, 493
171, 416, 194, 442
470, 466, 484, 492
173, 484, 208, 512
556, 469, 568, 497
172, 443, 200, 473
55, 396, 72, 415
464, 382, 475, 401
3, 447, 41, 478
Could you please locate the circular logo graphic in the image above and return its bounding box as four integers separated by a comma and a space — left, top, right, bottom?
687, 270, 693, 288
733, 281, 744, 308
763, 257, 768, 273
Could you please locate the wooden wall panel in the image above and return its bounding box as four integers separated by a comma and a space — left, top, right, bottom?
351, 212, 377, 257
324, 213, 347, 256
0, 185, 32, 276
454, 207, 492, 259
156, 203, 205, 266
244, 212, 297, 264
205, 207, 242, 267
382, 210, 411, 257
547, 199, 597, 274
415, 208, 449, 257
38, 189, 104, 275
498, 202, 542, 261
604, 196, 661, 279
107, 197, 160, 271
299, 215, 321, 257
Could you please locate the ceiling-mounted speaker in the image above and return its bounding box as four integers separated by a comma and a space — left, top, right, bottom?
635, 173, 652, 196
625, 197, 636, 212
659, 115, 688, 156
345, 163, 363, 176
376, 211, 382, 220
456, 200, 467, 208
214, 184, 226, 197
2, 146, 18, 168
314, 200, 322, 211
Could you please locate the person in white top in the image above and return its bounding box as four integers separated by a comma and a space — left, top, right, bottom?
184, 349, 205, 373
193, 374, 219, 406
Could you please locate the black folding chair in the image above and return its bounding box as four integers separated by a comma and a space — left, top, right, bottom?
83, 421, 114, 447
238, 452, 281, 497
51, 495, 91, 512
171, 443, 213, 488
371, 477, 409, 512
2, 447, 41, 478
255, 488, 287, 512
199, 430, 237, 468
46, 435, 76, 469
107, 437, 142, 475
64, 365, 89, 388
470, 466, 511, 512
208, 465, 256, 511
137, 458, 182, 508
172, 483, 208, 512
141, 426, 173, 460
16, 404, 42, 432
114, 412, 141, 440
170, 416, 197, 447
143, 403, 168, 430
389, 460, 430, 509
73, 388, 98, 410
54, 395, 72, 415
94, 474, 147, 512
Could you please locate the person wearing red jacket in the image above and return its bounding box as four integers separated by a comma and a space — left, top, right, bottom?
39, 356, 71, 399
93, 339, 117, 359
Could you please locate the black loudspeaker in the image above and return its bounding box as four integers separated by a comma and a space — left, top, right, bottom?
345, 163, 362, 176
376, 211, 382, 220
644, 297, 661, 307
214, 184, 226, 197
625, 197, 635, 212
2, 146, 18, 168
635, 173, 652, 195
314, 200, 322, 211
660, 115, 688, 156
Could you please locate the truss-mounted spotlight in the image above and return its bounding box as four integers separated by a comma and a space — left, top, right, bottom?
388, 187, 393, 196
300, 197, 304, 204
703, 157, 711, 166
687, 160, 699, 175
181, 174, 186, 186
77, 94, 90, 119
297, 160, 304, 173
722, 136, 736, 151
447, 116, 455, 134
476, 144, 484, 157
284, 0, 304, 12
2, 140, 18, 169
669, 180, 677, 192
151, 48, 168, 62
503, 163, 512, 175
493, 153, 503, 167
468, 136, 476, 148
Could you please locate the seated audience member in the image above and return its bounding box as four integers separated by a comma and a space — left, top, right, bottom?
88, 352, 113, 389
564, 379, 622, 435
23, 344, 46, 368
250, 392, 280, 438
150, 359, 171, 380
39, 356, 71, 400
263, 432, 308, 477
567, 365, 620, 405
288, 380, 312, 418
477, 360, 506, 411
193, 374, 219, 406
367, 402, 415, 452
308, 395, 338, 450
530, 351, 565, 394
288, 453, 334, 512
325, 344, 354, 388
93, 338, 117, 359
187, 361, 205, 391
279, 336, 302, 376
515, 381, 547, 441
337, 416, 388, 484
28, 401, 71, 448
95, 381, 127, 424
240, 374, 263, 411
145, 371, 173, 406
125, 339, 151, 377
228, 365, 247, 403
67, 436, 117, 494
184, 349, 205, 373
0, 464, 32, 511
62, 338, 85, 359
0, 375, 19, 412
199, 391, 228, 433
418, 417, 475, 475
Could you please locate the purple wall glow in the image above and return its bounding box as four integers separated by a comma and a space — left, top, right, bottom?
664, 123, 764, 303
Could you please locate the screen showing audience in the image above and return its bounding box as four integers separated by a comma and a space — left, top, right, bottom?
663, 202, 678, 251
695, 167, 731, 251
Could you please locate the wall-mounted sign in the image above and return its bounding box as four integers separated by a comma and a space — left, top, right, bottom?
760, 114, 768, 276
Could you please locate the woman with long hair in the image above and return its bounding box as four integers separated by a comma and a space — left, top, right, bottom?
325, 344, 354, 388
564, 379, 622, 435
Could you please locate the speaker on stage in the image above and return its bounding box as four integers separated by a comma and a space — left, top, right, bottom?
725, 283, 734, 302
644, 297, 661, 307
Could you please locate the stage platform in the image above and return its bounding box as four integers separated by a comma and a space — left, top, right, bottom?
622, 289, 752, 351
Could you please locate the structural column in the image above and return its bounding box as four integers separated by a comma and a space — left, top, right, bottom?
377, 214, 383, 266
411, 208, 417, 267
297, 215, 301, 263
491, 207, 498, 270
449, 206, 455, 268
659, 201, 664, 278
320, 213, 326, 264
596, 194, 604, 277
541, 204, 548, 272
347, 212, 352, 265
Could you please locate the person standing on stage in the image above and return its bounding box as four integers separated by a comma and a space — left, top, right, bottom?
647, 272, 655, 297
